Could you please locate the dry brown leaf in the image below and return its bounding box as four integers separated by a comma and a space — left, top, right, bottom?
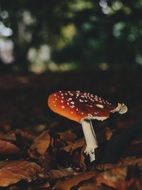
119, 157, 142, 168
118, 178, 142, 190
96, 157, 142, 171
16, 129, 36, 142
59, 138, 86, 168
0, 139, 21, 155
0, 160, 41, 187
78, 183, 108, 190
29, 130, 51, 158
54, 171, 98, 190
96, 166, 127, 189
48, 168, 76, 180
95, 163, 116, 171
80, 147, 86, 168
0, 131, 16, 141
36, 181, 50, 189
104, 127, 113, 140
62, 138, 85, 153
57, 129, 77, 143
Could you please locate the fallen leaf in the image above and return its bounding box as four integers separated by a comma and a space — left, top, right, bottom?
54, 171, 98, 190
118, 178, 142, 190
0, 139, 21, 155
95, 163, 116, 171
29, 130, 51, 158
58, 139, 86, 168
62, 138, 85, 153
48, 168, 76, 181
16, 129, 36, 142
0, 131, 16, 141
119, 157, 142, 168
0, 160, 41, 187
78, 183, 110, 190
57, 129, 77, 143
96, 166, 127, 188
104, 127, 113, 140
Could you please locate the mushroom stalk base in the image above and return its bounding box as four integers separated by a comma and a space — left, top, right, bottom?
81, 119, 98, 162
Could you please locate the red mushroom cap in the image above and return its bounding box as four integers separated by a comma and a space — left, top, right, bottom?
48, 91, 127, 122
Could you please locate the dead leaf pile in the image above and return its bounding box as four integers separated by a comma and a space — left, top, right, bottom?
0, 160, 41, 187
0, 73, 142, 189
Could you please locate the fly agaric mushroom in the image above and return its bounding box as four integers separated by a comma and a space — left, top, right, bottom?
48, 91, 128, 162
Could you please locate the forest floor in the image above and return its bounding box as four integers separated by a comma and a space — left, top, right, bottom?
0, 70, 142, 190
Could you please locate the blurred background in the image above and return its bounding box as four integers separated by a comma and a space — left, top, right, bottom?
0, 0, 142, 73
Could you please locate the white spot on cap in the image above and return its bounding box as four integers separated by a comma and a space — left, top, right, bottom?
68, 92, 74, 96
70, 101, 75, 105
90, 98, 94, 102
96, 104, 104, 109
70, 105, 75, 108
89, 113, 93, 116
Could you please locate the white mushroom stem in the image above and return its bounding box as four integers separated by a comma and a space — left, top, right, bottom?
81, 119, 98, 162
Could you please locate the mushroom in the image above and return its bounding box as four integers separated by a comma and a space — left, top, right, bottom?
48, 91, 128, 162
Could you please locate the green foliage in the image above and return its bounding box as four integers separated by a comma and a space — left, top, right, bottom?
0, 0, 142, 72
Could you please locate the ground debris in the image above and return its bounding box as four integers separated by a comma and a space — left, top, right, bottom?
29, 130, 52, 158
0, 160, 41, 187
0, 139, 21, 156
0, 73, 141, 189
